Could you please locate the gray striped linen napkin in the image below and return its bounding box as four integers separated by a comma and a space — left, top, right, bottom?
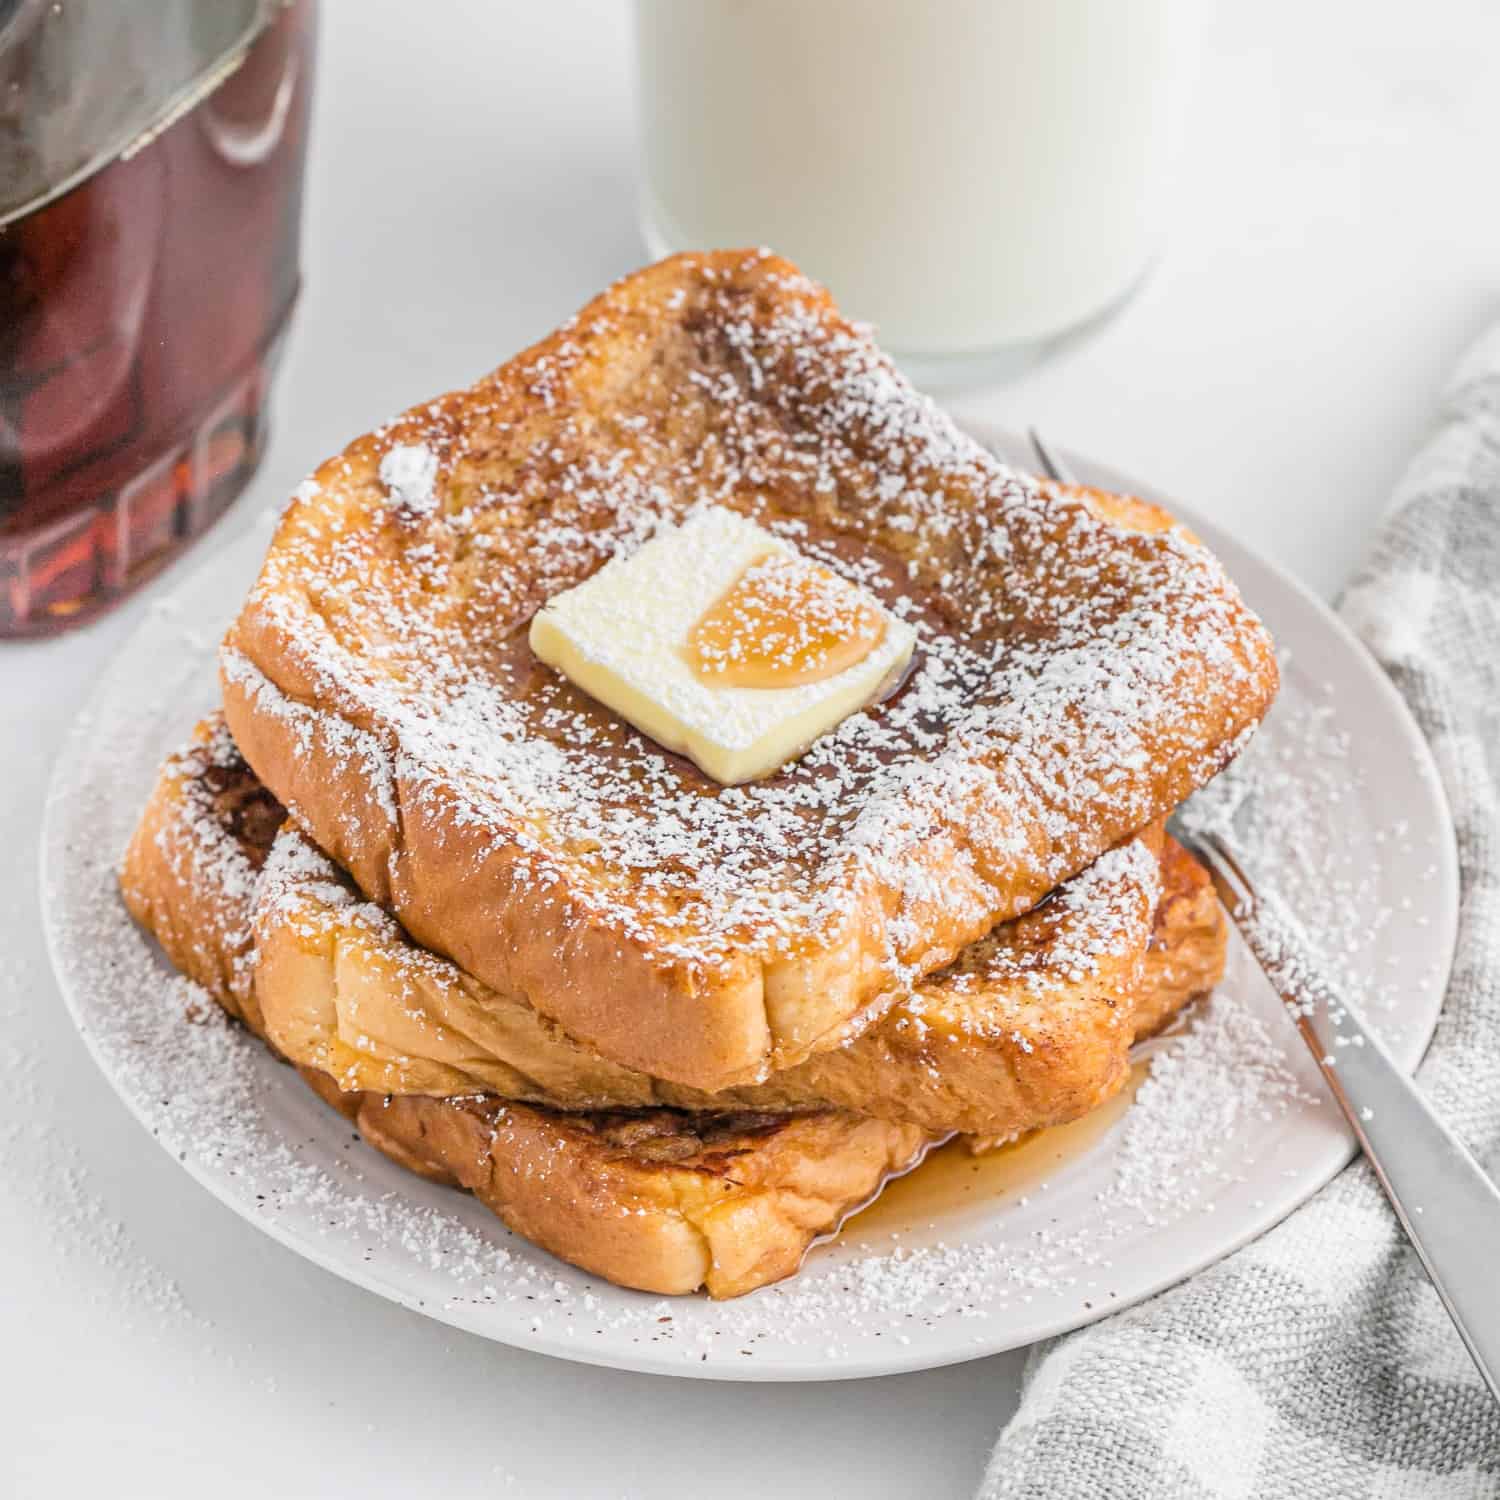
978, 324, 1500, 1499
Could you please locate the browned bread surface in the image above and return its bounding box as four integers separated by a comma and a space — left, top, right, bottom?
1134, 835, 1229, 1040
118, 716, 283, 1035
119, 722, 932, 1298
119, 720, 1226, 1294
133, 718, 1224, 1146
303, 1077, 931, 1298
254, 812, 1204, 1137
222, 249, 1276, 1090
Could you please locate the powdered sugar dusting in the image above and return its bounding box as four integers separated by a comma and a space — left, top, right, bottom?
39, 673, 1433, 1371
200, 720, 1165, 1132
230, 250, 1277, 1027
377, 443, 439, 516
1, 949, 201, 1335
38, 416, 1451, 1375
1180, 650, 1424, 1043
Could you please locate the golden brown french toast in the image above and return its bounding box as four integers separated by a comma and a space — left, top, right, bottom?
305, 1082, 930, 1299
1135, 835, 1232, 1041
119, 722, 933, 1298
127, 717, 1225, 1140
221, 250, 1275, 1092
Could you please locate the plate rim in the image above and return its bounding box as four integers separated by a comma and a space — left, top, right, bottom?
40, 423, 1460, 1381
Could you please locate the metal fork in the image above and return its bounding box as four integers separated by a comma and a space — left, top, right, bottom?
1029, 427, 1500, 1400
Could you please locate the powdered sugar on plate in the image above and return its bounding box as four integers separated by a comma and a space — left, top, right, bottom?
37, 430, 1456, 1380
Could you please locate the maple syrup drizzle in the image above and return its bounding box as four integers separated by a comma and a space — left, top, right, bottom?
836, 1060, 1152, 1245
684, 550, 887, 689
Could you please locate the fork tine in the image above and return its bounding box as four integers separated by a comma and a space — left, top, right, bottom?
1028, 427, 1079, 486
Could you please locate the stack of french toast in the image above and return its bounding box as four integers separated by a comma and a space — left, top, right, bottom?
120, 251, 1278, 1298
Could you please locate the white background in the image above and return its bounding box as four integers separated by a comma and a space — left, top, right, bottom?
4, 2, 1498, 1496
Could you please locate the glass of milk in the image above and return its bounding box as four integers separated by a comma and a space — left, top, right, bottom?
634, 0, 1199, 379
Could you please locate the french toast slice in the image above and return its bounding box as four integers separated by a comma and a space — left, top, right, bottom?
1135, 836, 1234, 1042
119, 723, 933, 1298
128, 718, 1225, 1139
222, 250, 1275, 1092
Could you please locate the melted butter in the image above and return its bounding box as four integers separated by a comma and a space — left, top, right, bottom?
841, 1060, 1152, 1242
684, 550, 887, 689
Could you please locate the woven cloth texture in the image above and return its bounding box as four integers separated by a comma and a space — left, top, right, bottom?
979, 325, 1500, 1500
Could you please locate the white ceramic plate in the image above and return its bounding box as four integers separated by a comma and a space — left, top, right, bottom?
41, 424, 1458, 1381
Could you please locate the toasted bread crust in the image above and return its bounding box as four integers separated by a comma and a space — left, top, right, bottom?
299, 1072, 931, 1298
1134, 835, 1229, 1039
120, 721, 1225, 1295
250, 812, 1216, 1137
118, 718, 281, 1034
135, 718, 1224, 1145
224, 250, 1274, 1090
120, 723, 932, 1298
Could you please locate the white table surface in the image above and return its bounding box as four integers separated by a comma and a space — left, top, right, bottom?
4, 3, 1497, 1495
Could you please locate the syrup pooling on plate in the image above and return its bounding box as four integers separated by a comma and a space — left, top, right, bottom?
844, 1062, 1151, 1243
685, 549, 888, 688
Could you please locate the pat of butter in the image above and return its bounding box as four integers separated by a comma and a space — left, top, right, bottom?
528, 507, 917, 784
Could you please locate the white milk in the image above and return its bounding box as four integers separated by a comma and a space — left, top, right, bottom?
634, 0, 1197, 360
